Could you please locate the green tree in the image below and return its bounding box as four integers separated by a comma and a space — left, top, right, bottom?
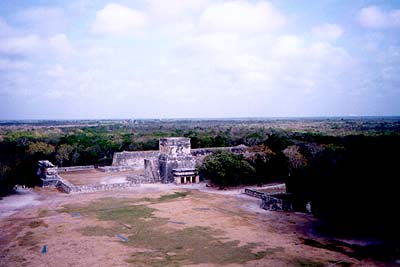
56, 144, 74, 166
283, 145, 307, 171
199, 151, 256, 188
27, 142, 55, 156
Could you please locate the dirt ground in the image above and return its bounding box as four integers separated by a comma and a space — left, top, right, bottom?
0, 184, 395, 267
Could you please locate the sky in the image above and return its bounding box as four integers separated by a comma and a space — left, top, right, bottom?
0, 0, 399, 119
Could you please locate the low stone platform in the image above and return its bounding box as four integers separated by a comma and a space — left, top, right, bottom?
244, 185, 293, 212
57, 169, 155, 193
58, 169, 143, 186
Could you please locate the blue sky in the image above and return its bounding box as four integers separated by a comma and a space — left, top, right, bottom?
0, 0, 399, 119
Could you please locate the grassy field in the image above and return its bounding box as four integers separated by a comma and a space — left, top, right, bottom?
61, 192, 275, 266
0, 186, 393, 267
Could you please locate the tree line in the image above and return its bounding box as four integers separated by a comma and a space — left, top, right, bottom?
199, 133, 400, 242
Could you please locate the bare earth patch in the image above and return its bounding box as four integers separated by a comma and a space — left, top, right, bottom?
0, 185, 393, 267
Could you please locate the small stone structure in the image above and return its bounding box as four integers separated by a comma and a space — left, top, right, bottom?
244, 188, 293, 212
172, 168, 199, 184
37, 160, 59, 186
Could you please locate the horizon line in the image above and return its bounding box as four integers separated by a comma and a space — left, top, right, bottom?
1, 115, 400, 122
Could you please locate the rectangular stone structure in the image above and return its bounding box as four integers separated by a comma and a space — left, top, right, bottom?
159, 137, 196, 183
172, 168, 199, 184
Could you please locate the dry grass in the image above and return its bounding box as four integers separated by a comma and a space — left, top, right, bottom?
28, 220, 48, 229
291, 258, 325, 267
16, 231, 39, 249
61, 193, 279, 266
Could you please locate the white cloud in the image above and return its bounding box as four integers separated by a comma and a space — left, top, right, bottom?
0, 33, 73, 59
0, 59, 33, 70
357, 6, 400, 28
0, 34, 41, 55
45, 65, 66, 77
48, 34, 74, 56
2, 0, 397, 118
171, 25, 352, 101
312, 23, 343, 40
91, 3, 146, 36
147, 0, 210, 20
275, 35, 303, 57
199, 1, 286, 34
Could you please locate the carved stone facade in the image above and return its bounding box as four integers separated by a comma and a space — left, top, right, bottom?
37, 160, 59, 186
172, 168, 199, 184
158, 138, 196, 183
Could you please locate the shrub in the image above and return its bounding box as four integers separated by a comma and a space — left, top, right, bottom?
199, 151, 255, 188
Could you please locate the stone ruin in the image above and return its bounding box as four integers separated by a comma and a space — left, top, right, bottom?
158, 137, 198, 184
38, 137, 248, 192
37, 160, 59, 186
244, 188, 293, 212
109, 137, 247, 184
104, 137, 199, 184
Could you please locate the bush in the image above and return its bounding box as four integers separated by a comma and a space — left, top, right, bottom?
199, 151, 256, 188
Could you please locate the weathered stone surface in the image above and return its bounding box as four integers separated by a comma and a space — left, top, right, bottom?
244, 189, 293, 212
37, 160, 60, 187
126, 174, 155, 184
172, 168, 199, 184
144, 159, 160, 181
97, 166, 138, 172
57, 178, 76, 193
158, 137, 196, 183
65, 182, 140, 193
57, 165, 95, 172
260, 193, 293, 212
159, 137, 191, 156
112, 151, 158, 168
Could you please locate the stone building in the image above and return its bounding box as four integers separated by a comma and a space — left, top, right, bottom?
158, 137, 197, 184
38, 137, 248, 191
111, 137, 247, 184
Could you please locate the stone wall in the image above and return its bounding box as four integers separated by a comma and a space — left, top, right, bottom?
66, 182, 140, 193
55, 173, 155, 194
57, 177, 76, 193
260, 193, 293, 212
111, 144, 248, 171
56, 176, 150, 193
244, 188, 293, 212
127, 174, 156, 184
144, 159, 160, 181
111, 151, 158, 168
57, 165, 95, 172
97, 165, 138, 173
159, 137, 191, 156
159, 155, 196, 183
